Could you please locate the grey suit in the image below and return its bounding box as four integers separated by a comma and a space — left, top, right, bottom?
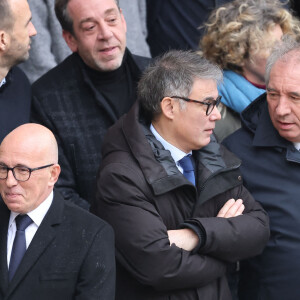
0, 191, 115, 300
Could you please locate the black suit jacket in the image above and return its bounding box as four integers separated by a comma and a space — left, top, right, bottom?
0, 191, 115, 300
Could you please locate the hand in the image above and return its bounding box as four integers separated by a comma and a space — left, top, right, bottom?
167, 229, 199, 251
217, 199, 245, 218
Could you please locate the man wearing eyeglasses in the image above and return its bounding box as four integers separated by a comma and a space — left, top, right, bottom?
92, 50, 269, 300
0, 123, 115, 300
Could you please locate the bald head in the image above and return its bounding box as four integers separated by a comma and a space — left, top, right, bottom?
1, 123, 59, 164
0, 124, 61, 214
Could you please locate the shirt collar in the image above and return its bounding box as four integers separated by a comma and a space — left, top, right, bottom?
0, 77, 6, 88
9, 191, 54, 228
150, 124, 191, 164
294, 142, 300, 151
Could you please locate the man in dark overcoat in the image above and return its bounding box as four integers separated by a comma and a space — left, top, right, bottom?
92, 50, 270, 300
223, 35, 300, 300
31, 0, 151, 209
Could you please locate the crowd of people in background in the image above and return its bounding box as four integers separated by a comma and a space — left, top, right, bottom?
1, 0, 300, 299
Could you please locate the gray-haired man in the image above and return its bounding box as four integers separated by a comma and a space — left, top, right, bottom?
93, 50, 269, 300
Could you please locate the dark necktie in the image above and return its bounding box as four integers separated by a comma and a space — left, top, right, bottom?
178, 155, 195, 185
8, 214, 33, 281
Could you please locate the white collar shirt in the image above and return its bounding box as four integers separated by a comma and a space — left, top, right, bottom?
0, 77, 6, 88
293, 142, 300, 151
7, 191, 54, 267
150, 124, 192, 174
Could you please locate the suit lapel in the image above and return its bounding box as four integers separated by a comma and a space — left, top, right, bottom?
0, 199, 10, 296
6, 191, 64, 297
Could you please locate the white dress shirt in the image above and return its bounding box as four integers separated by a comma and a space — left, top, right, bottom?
0, 77, 6, 88
150, 124, 192, 174
294, 142, 300, 151
7, 191, 53, 267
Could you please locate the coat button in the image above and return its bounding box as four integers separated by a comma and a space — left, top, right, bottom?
238, 175, 242, 181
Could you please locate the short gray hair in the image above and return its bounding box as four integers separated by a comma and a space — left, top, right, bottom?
265, 35, 300, 85
138, 50, 223, 122
0, 0, 13, 31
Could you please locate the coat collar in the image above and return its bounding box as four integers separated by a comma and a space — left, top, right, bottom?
252, 99, 291, 149
121, 102, 241, 196
3, 190, 65, 298
73, 49, 149, 123
0, 199, 10, 297
242, 94, 300, 163
121, 102, 183, 195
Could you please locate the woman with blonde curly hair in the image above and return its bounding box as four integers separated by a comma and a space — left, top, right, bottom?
200, 0, 300, 140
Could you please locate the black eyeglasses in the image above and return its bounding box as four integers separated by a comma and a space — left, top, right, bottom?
170, 95, 222, 116
0, 164, 54, 182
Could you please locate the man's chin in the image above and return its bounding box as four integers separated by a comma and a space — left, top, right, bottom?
94, 53, 124, 72
15, 53, 30, 65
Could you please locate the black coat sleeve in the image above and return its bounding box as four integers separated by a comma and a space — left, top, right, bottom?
184, 184, 270, 262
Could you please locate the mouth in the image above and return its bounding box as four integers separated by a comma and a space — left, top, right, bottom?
205, 128, 214, 134
99, 46, 117, 54
277, 121, 294, 130
5, 192, 21, 200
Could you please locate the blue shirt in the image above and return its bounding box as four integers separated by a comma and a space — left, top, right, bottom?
150, 124, 192, 174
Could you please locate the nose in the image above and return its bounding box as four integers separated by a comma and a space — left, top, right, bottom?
209, 105, 222, 121
6, 170, 18, 187
276, 97, 291, 117
97, 23, 113, 40
28, 21, 37, 37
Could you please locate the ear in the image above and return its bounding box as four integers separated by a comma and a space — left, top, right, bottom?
62, 30, 78, 52
48, 164, 61, 187
0, 30, 10, 52
160, 97, 177, 120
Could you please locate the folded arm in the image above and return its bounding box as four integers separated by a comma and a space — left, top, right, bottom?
94, 163, 227, 292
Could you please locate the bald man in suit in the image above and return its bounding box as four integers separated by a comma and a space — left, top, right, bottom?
0, 124, 115, 300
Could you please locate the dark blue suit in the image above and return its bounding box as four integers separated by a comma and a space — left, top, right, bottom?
0, 67, 31, 143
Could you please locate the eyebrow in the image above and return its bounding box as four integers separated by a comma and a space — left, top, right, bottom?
290, 91, 300, 97
201, 96, 217, 101
266, 87, 278, 92
267, 88, 300, 97
79, 17, 96, 26
79, 8, 119, 25
104, 8, 119, 15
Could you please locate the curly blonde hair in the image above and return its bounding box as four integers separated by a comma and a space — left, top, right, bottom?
200, 0, 300, 74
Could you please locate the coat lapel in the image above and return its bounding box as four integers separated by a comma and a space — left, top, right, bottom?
0, 199, 10, 296
5, 191, 64, 298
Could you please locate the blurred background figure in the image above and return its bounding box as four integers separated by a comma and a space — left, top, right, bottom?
291, 0, 300, 17
146, 0, 231, 58
200, 0, 300, 141
19, 0, 71, 83
119, 0, 151, 58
